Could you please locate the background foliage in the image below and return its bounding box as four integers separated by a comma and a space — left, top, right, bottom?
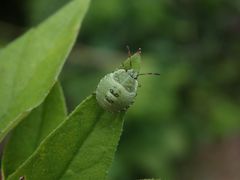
0, 0, 240, 179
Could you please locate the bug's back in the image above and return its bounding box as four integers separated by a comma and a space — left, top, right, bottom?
96, 69, 138, 112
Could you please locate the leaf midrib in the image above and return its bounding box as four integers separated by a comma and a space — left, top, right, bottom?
57, 110, 104, 180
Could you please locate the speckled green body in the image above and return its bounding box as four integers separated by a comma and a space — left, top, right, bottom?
96, 69, 138, 112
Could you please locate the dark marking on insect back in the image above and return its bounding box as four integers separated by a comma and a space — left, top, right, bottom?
110, 89, 119, 97
105, 95, 114, 104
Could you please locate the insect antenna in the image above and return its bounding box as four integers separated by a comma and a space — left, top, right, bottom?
136, 72, 160, 79
138, 72, 160, 76
126, 45, 132, 68
126, 45, 132, 57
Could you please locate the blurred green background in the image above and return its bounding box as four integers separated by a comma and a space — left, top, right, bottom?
0, 0, 240, 179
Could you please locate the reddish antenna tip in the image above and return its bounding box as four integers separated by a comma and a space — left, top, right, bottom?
138, 48, 142, 54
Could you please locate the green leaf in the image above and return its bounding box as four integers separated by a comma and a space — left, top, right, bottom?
2, 82, 67, 178
25, 0, 69, 25
7, 95, 124, 180
119, 52, 141, 73
0, 0, 90, 142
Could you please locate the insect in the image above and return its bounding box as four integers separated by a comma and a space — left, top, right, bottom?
96, 47, 160, 112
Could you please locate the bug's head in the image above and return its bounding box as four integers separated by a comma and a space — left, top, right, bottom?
113, 69, 138, 92
127, 69, 138, 79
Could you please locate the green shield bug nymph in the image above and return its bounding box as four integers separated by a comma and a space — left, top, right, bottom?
96, 68, 138, 112
96, 47, 160, 113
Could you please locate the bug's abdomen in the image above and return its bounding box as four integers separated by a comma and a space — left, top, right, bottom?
96, 73, 137, 112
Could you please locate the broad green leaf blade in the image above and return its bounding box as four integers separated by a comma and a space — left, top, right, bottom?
2, 82, 67, 178
119, 52, 141, 73
8, 95, 125, 180
0, 0, 90, 142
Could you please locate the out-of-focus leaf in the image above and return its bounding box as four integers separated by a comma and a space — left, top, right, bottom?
25, 0, 69, 25
8, 95, 124, 180
2, 82, 67, 178
0, 0, 90, 142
